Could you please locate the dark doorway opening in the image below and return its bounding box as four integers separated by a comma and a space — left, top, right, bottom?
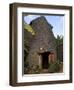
41, 52, 50, 69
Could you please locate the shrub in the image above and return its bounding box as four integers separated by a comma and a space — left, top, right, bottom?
34, 65, 41, 74
24, 61, 30, 74
28, 65, 41, 74
48, 60, 60, 73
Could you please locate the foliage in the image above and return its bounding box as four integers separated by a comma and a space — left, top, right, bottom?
24, 65, 41, 74
48, 60, 60, 73
24, 23, 35, 35
55, 35, 63, 61
24, 61, 29, 74
32, 65, 41, 74
24, 40, 30, 74
24, 40, 30, 52
24, 40, 29, 69
24, 23, 36, 64
56, 35, 63, 45
24, 23, 36, 74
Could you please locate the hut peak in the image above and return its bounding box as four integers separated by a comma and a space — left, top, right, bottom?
30, 16, 53, 29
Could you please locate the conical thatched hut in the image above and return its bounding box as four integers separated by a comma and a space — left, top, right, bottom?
25, 16, 57, 69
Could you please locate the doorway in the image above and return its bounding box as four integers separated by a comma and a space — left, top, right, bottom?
41, 52, 50, 69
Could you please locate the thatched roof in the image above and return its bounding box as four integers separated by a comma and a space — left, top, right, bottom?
24, 16, 57, 67
29, 16, 56, 53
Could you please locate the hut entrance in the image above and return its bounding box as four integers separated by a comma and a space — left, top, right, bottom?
41, 52, 50, 69
38, 52, 55, 69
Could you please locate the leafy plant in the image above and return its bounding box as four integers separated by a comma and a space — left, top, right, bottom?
26, 65, 41, 74
24, 23, 35, 35
48, 60, 60, 73
24, 61, 29, 74
34, 65, 41, 74
55, 35, 63, 61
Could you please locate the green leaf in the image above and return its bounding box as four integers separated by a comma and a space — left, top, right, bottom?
24, 23, 35, 35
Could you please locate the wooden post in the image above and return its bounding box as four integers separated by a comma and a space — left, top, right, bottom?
39, 55, 42, 69
48, 54, 51, 62
48, 53, 54, 62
